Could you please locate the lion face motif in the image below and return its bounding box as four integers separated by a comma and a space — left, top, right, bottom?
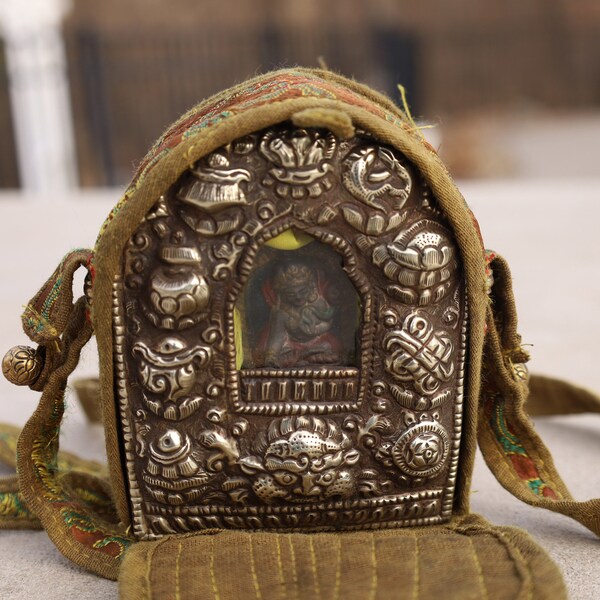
249, 416, 360, 504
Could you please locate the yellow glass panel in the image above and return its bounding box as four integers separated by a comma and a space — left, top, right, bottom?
234, 307, 244, 369
264, 228, 314, 250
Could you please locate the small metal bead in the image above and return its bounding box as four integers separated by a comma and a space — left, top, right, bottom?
2, 345, 44, 386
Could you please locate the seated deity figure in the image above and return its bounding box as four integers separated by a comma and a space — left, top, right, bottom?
259, 261, 342, 367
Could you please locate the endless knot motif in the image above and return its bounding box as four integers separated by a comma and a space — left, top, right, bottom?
113, 123, 468, 537
383, 312, 454, 395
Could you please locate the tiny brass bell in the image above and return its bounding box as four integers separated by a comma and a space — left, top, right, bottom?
2, 345, 44, 386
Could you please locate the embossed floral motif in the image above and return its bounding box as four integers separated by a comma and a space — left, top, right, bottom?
179, 204, 244, 237
383, 311, 455, 396
241, 416, 360, 504
340, 204, 407, 236
389, 385, 451, 412
2, 345, 44, 386
113, 123, 469, 537
260, 128, 336, 198
373, 220, 458, 306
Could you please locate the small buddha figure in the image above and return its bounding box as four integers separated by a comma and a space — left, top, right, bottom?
260, 261, 341, 367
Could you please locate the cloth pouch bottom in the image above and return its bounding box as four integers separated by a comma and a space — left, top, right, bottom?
119, 513, 566, 600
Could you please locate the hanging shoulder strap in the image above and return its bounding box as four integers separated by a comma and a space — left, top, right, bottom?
1, 250, 131, 580
478, 253, 600, 536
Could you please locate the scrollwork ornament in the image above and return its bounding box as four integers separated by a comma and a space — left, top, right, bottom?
113, 124, 468, 536
145, 195, 171, 238
212, 231, 248, 281
344, 413, 393, 448
442, 288, 462, 328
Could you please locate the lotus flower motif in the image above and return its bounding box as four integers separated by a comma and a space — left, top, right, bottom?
260, 128, 336, 198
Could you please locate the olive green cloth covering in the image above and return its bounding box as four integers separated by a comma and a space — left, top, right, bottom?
2, 68, 600, 599
119, 517, 566, 600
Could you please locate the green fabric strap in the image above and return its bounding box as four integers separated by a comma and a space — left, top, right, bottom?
478, 254, 600, 537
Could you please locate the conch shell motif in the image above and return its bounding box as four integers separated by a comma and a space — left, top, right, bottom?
373, 220, 458, 306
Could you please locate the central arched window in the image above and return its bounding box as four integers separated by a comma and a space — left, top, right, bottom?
235, 229, 360, 370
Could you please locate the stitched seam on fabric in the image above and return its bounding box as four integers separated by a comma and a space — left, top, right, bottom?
369, 532, 378, 600
105, 84, 429, 225
287, 535, 299, 600
145, 536, 169, 600
501, 403, 563, 496
458, 527, 532, 600
485, 407, 561, 501
274, 534, 284, 600
92, 68, 488, 533
248, 536, 262, 600
28, 479, 123, 573
333, 536, 342, 600
309, 536, 321, 599
175, 541, 183, 600
485, 321, 565, 499
40, 278, 62, 320
413, 536, 420, 600
16, 310, 126, 579
500, 533, 534, 600
119, 88, 422, 200
210, 536, 221, 600
468, 537, 488, 600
